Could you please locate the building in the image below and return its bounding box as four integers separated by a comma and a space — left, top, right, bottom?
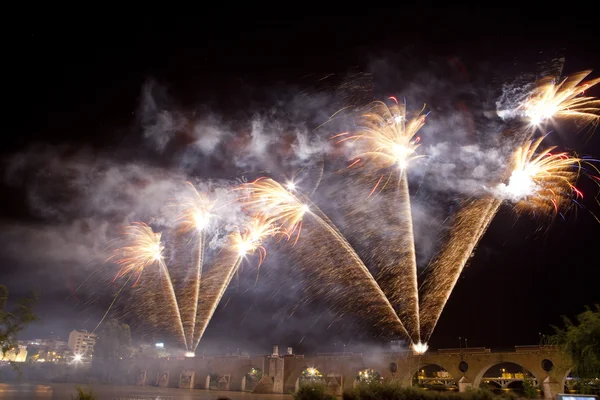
68, 330, 97, 356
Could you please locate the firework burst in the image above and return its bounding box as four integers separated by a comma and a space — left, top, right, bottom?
496, 137, 581, 216
521, 70, 600, 129
109, 222, 164, 285
334, 99, 426, 176
232, 216, 280, 264
237, 178, 310, 242
176, 183, 216, 234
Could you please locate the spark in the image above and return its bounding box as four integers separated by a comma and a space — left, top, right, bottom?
286, 180, 297, 191
522, 70, 600, 128
185, 352, 195, 357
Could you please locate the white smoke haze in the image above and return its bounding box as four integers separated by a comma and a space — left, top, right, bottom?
6, 145, 188, 223
2, 144, 255, 277
291, 127, 331, 165
496, 78, 536, 121
193, 118, 229, 154
0, 218, 111, 267
416, 140, 511, 196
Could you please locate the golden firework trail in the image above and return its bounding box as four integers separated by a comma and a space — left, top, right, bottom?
237, 177, 410, 340
191, 217, 278, 350
333, 99, 425, 343
109, 223, 188, 349
174, 183, 214, 349
522, 70, 600, 130
286, 200, 412, 341
496, 137, 582, 216
419, 196, 502, 342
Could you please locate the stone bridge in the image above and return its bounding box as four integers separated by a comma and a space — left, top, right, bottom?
119, 345, 572, 399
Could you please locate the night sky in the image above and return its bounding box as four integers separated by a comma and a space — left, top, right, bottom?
2, 11, 599, 355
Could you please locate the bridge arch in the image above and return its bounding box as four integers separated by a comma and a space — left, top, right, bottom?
355, 367, 383, 386
283, 365, 326, 393
402, 358, 462, 387
474, 362, 542, 396
412, 364, 457, 391
236, 365, 263, 392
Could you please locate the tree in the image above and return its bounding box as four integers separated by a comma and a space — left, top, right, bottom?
92, 319, 132, 383
94, 319, 132, 361
0, 285, 37, 362
522, 378, 539, 399
550, 304, 600, 393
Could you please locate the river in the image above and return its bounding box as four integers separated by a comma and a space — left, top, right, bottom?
0, 383, 292, 400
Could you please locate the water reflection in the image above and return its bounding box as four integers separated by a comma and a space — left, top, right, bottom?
0, 383, 52, 398
0, 383, 291, 399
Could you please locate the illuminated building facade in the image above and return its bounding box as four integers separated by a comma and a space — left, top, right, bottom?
67, 329, 97, 355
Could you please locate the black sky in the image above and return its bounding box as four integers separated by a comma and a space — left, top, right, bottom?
2, 10, 599, 354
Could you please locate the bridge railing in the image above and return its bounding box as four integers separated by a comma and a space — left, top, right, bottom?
437, 347, 491, 354
514, 345, 558, 353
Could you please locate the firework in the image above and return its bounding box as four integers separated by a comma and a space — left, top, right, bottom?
334, 100, 426, 173
232, 216, 280, 263
237, 178, 310, 242
176, 183, 215, 234
191, 216, 277, 350
521, 70, 600, 129
496, 137, 582, 216
175, 183, 215, 349
333, 100, 424, 343
285, 200, 412, 341
110, 223, 188, 349
109, 223, 165, 284
419, 196, 502, 343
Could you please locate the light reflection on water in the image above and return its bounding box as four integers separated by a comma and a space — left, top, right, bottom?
0, 383, 291, 400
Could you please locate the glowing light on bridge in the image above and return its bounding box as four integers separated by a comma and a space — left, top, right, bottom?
412, 342, 429, 355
